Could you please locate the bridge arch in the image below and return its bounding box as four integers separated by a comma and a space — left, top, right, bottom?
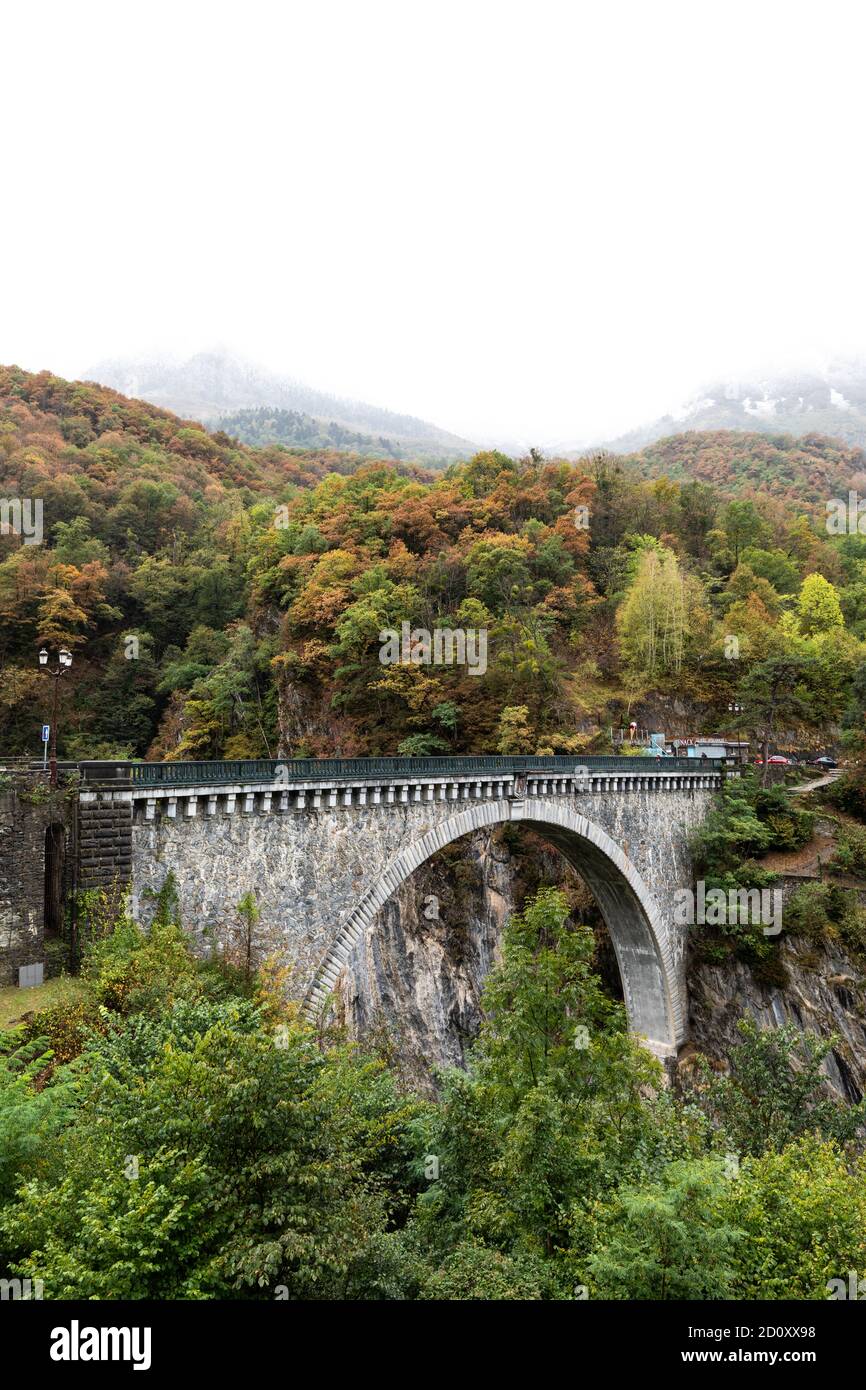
304, 796, 685, 1057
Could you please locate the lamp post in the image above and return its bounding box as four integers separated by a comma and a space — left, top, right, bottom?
728, 701, 745, 765
38, 647, 73, 786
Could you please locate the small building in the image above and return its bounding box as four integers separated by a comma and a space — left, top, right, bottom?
666, 737, 750, 765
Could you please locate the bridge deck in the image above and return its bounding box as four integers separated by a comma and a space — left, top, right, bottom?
59, 754, 727, 788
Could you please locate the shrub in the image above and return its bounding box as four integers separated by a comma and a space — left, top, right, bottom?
785, 881, 866, 955
587, 1157, 742, 1300
86, 918, 202, 1016
825, 772, 866, 822
691, 777, 771, 877
0, 1034, 74, 1202
754, 784, 815, 851
832, 823, 866, 877
689, 862, 782, 972
682, 1019, 865, 1158
21, 992, 104, 1067
418, 1241, 545, 1299
692, 775, 814, 879
718, 1137, 866, 1300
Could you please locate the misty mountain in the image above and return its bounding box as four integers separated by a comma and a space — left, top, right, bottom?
83, 351, 474, 460
600, 360, 866, 453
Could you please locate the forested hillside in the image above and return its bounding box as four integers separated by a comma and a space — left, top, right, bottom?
219, 405, 421, 462
620, 429, 865, 505
3, 366, 866, 764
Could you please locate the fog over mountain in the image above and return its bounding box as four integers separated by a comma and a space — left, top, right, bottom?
596, 359, 866, 454
84, 351, 474, 459
83, 349, 866, 466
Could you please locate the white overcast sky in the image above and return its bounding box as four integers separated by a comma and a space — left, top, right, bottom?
3, 0, 866, 444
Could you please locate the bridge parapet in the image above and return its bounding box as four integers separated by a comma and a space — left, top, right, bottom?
68, 753, 725, 787
81, 764, 723, 823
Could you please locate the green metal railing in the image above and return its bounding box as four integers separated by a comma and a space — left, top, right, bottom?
70, 754, 726, 788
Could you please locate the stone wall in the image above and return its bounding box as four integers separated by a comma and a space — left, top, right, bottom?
77, 789, 132, 893
0, 774, 73, 986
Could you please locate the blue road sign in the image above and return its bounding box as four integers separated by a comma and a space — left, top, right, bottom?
42, 725, 50, 743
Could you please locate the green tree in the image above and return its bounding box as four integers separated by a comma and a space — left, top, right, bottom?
617, 548, 705, 678
1, 1010, 420, 1299
413, 889, 673, 1287
718, 1136, 866, 1300
720, 500, 770, 563
495, 704, 535, 754
684, 1019, 865, 1157
739, 546, 799, 595
735, 652, 814, 778
588, 1157, 742, 1299
797, 572, 844, 636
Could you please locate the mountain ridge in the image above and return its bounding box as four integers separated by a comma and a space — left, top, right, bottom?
83, 350, 474, 460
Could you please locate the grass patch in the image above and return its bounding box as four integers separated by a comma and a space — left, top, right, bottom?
0, 975, 87, 1031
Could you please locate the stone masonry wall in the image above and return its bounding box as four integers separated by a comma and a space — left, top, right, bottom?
77, 790, 133, 894
0, 774, 72, 986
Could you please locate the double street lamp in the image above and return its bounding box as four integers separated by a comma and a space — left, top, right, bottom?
38, 647, 73, 786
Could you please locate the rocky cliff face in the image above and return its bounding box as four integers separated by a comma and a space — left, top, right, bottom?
333, 826, 613, 1093
687, 935, 866, 1104
334, 831, 511, 1091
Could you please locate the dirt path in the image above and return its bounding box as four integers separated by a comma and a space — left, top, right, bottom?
759, 773, 863, 881
788, 770, 841, 794
760, 831, 837, 878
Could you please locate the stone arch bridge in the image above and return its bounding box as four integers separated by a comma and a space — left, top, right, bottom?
70, 755, 724, 1059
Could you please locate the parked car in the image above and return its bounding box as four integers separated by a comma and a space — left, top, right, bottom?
767, 755, 791, 765
809, 755, 838, 768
